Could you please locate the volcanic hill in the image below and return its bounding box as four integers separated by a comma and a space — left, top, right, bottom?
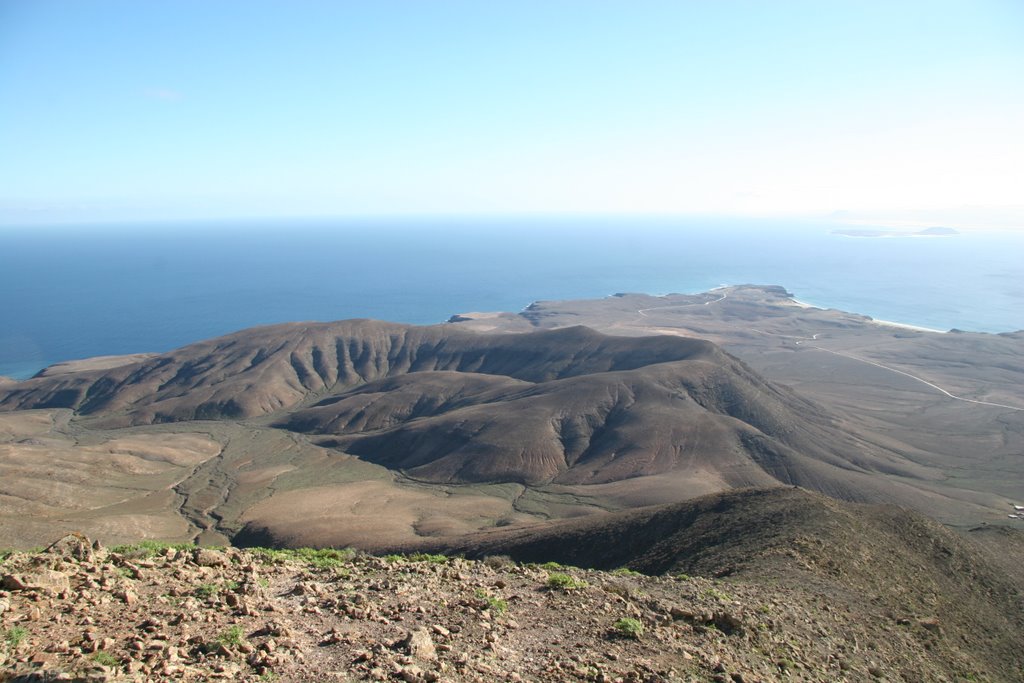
0, 319, 965, 550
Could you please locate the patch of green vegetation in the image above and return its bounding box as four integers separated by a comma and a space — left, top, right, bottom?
110, 540, 194, 558
674, 573, 691, 581
90, 650, 119, 667
540, 561, 563, 570
195, 583, 220, 598
0, 548, 13, 564
382, 554, 405, 563
704, 587, 731, 601
250, 546, 355, 568
486, 596, 508, 614
217, 625, 246, 648
611, 567, 643, 577
193, 579, 241, 598
546, 572, 588, 591
407, 552, 448, 564
473, 588, 508, 614
3, 626, 27, 650
612, 617, 644, 640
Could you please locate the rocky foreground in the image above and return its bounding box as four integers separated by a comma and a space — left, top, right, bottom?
1, 532, 1010, 683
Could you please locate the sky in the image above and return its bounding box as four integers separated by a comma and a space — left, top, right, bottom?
1, 0, 1022, 227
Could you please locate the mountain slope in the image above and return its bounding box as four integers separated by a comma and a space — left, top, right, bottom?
0, 322, 717, 426
417, 486, 1024, 682
0, 321, 960, 505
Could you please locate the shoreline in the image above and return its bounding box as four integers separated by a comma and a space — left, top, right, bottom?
785, 296, 946, 334
0, 287, 975, 381
867, 318, 947, 334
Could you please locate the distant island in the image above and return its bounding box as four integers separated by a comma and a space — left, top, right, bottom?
832, 226, 959, 238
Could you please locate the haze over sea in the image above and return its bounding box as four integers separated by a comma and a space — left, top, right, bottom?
2, 217, 1022, 380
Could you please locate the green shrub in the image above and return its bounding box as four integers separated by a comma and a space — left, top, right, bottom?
217, 625, 245, 648
546, 572, 587, 590
90, 650, 119, 667
407, 552, 448, 564
611, 567, 642, 577
704, 587, 730, 601
294, 547, 355, 568
473, 588, 508, 614
612, 617, 644, 640
195, 583, 219, 598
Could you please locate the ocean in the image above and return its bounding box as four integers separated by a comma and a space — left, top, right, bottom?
2, 216, 1022, 380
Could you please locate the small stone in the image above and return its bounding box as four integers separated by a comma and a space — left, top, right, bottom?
399, 664, 424, 682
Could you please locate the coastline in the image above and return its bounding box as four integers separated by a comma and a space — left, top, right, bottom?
867, 318, 947, 334
784, 295, 946, 334
0, 287, 974, 381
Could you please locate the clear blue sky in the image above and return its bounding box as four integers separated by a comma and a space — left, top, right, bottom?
1, 0, 1022, 226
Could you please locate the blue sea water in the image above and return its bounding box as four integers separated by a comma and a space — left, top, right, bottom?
1, 216, 1022, 380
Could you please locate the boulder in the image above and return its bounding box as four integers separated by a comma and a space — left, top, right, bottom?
2, 569, 70, 593
43, 533, 94, 562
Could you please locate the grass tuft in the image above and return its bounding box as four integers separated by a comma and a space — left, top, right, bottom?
250, 546, 356, 568
612, 617, 644, 640
90, 650, 119, 667
611, 567, 643, 577
3, 626, 27, 650
407, 552, 449, 564
546, 572, 588, 590
217, 625, 246, 648
110, 540, 194, 559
